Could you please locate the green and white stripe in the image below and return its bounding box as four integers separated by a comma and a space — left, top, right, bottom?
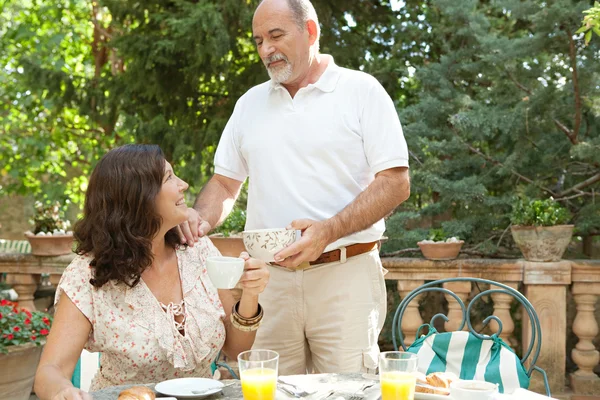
407, 330, 530, 394
0, 239, 31, 254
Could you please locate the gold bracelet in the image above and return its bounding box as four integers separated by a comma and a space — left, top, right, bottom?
230, 312, 262, 332
232, 301, 263, 326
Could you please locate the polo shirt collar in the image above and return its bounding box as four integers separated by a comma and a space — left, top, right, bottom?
269, 55, 341, 93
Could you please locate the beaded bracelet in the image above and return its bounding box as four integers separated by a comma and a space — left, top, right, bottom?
230, 301, 263, 332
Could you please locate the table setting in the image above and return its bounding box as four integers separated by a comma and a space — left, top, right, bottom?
92, 232, 558, 400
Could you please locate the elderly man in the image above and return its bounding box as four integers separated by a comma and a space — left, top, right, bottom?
181, 0, 410, 375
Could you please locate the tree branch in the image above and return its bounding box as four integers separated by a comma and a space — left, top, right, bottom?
505, 68, 578, 145
557, 172, 600, 197
505, 69, 532, 95
554, 119, 578, 145
554, 192, 591, 202
449, 125, 558, 197
565, 27, 582, 142
380, 248, 420, 257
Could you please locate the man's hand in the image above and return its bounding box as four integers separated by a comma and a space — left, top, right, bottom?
176, 207, 212, 247
273, 219, 334, 268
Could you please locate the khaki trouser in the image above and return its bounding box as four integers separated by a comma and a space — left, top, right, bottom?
252, 249, 387, 375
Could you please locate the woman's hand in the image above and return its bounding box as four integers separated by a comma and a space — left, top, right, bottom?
238, 252, 269, 297
51, 387, 93, 400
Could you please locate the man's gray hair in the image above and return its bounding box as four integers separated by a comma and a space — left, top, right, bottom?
260, 0, 320, 39
287, 0, 319, 37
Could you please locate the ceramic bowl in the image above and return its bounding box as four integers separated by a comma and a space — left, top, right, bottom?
449, 379, 498, 400
242, 228, 297, 262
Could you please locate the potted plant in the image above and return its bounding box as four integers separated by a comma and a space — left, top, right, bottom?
0, 299, 52, 400
510, 197, 573, 262
24, 201, 74, 256
417, 228, 465, 260
209, 206, 247, 257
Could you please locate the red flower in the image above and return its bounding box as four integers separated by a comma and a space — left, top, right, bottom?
31, 335, 37, 340
22, 309, 32, 318
42, 317, 51, 326
13, 326, 20, 332
6, 334, 14, 340
0, 313, 3, 319
0, 299, 9, 306
24, 319, 31, 325
40, 329, 49, 336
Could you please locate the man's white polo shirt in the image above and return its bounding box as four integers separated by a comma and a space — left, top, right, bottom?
214, 57, 409, 252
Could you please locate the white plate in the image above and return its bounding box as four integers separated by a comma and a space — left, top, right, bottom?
155, 377, 224, 398
415, 393, 450, 400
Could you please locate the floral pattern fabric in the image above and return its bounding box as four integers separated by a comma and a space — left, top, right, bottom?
55, 237, 226, 390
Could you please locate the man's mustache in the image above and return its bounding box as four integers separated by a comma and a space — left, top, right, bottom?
266, 53, 289, 67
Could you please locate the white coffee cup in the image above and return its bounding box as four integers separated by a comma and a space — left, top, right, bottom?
449, 380, 498, 400
205, 256, 245, 289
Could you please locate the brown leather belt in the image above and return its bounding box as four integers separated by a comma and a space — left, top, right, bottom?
309, 241, 379, 266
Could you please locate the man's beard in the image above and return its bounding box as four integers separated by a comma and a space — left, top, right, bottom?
265, 53, 293, 83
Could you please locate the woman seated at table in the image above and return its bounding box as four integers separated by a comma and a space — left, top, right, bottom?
34, 144, 269, 400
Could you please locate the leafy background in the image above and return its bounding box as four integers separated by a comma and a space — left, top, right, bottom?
1, 0, 599, 257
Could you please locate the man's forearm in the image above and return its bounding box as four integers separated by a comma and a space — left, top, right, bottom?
194, 175, 242, 232
324, 167, 410, 243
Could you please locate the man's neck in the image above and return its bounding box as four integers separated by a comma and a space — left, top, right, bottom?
282, 53, 331, 98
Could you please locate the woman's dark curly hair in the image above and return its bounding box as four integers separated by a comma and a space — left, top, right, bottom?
74, 144, 182, 288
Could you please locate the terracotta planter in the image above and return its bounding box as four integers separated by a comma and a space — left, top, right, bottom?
417, 241, 464, 261
510, 225, 574, 262
0, 342, 44, 400
24, 232, 74, 256
208, 235, 246, 257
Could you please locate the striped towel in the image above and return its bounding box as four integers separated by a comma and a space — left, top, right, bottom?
71, 350, 101, 391
407, 329, 529, 394
0, 239, 31, 254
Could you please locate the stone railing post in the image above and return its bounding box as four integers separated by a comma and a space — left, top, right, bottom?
5, 273, 40, 311
490, 281, 519, 348
0, 253, 73, 311
570, 261, 600, 395
442, 281, 471, 332
397, 280, 425, 347
522, 260, 571, 395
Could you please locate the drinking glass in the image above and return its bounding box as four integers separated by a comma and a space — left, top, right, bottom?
238, 349, 279, 400
379, 351, 419, 400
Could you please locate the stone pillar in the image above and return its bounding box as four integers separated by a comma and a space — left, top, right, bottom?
397, 280, 425, 347
490, 281, 519, 348
570, 282, 600, 395
522, 260, 571, 395
442, 281, 471, 332
5, 273, 41, 311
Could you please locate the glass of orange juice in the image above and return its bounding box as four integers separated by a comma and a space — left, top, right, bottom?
379, 352, 418, 400
238, 349, 279, 400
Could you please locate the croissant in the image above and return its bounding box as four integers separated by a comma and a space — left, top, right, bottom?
118, 386, 156, 400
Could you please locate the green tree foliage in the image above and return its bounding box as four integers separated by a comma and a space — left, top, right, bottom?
386, 0, 600, 255
1, 0, 599, 255
0, 0, 129, 206
578, 1, 600, 44
1, 0, 408, 208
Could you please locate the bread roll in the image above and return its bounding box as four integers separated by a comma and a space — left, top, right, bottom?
414, 371, 436, 394
415, 372, 456, 396
118, 386, 155, 400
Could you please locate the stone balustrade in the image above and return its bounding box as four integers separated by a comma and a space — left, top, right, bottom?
382, 257, 600, 397
0, 253, 598, 396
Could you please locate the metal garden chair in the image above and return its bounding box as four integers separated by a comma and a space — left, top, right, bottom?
392, 277, 551, 396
